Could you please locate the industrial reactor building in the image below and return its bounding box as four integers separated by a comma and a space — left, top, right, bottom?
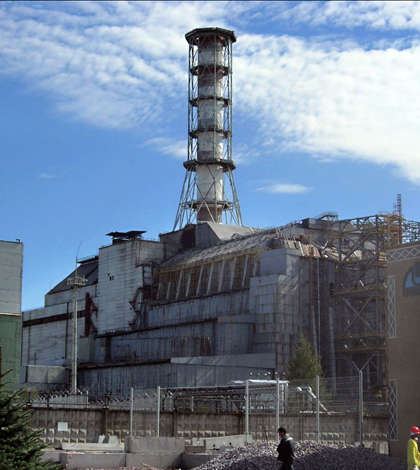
21, 28, 420, 404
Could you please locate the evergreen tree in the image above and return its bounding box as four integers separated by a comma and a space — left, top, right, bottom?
287, 334, 323, 381
286, 335, 329, 410
0, 371, 62, 470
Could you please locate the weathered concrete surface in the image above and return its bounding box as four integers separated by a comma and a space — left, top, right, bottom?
185, 444, 206, 453
362, 440, 389, 454
201, 434, 251, 450
60, 452, 126, 470
42, 450, 61, 463
123, 437, 185, 469
48, 450, 188, 470
182, 452, 218, 469
32, 407, 388, 447
60, 442, 124, 452
125, 436, 186, 453
94, 435, 120, 444
126, 452, 182, 468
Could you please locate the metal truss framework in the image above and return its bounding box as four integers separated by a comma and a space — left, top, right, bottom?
174, 167, 242, 229
388, 379, 398, 441
386, 275, 396, 338
174, 28, 242, 230
309, 214, 420, 392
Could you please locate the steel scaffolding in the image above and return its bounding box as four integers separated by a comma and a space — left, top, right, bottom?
308, 214, 420, 392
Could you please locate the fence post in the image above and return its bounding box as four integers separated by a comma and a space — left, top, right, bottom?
101, 407, 108, 436
359, 370, 364, 447
316, 375, 320, 443
157, 386, 161, 437
276, 378, 280, 439
129, 387, 134, 437
245, 380, 249, 444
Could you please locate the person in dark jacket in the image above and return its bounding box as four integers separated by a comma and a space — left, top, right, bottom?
277, 426, 295, 470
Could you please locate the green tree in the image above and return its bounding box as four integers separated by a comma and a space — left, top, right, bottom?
286, 335, 328, 411
287, 334, 322, 380
0, 371, 62, 470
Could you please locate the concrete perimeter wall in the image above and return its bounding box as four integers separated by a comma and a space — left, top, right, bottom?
30, 406, 387, 448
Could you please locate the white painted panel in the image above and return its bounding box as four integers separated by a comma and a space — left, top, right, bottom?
196, 165, 223, 202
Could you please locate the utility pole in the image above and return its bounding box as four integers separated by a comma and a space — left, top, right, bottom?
67, 259, 86, 394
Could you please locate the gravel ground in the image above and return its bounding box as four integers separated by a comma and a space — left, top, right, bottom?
196, 441, 406, 470
73, 442, 406, 470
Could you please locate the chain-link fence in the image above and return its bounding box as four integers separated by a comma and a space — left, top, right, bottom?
6, 377, 389, 444
12, 385, 159, 410
13, 376, 387, 416
157, 377, 387, 416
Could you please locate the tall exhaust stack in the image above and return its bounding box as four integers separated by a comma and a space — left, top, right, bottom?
174, 27, 242, 230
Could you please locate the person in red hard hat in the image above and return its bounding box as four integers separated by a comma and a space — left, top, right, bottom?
408, 426, 420, 470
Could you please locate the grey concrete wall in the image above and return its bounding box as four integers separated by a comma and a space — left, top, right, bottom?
250, 272, 301, 372
98, 239, 178, 334
22, 238, 178, 371
78, 359, 273, 391
182, 453, 216, 470
148, 291, 250, 328
0, 240, 23, 384
259, 248, 301, 277
22, 310, 84, 367
97, 240, 146, 333
93, 316, 254, 366
30, 406, 388, 448
199, 435, 249, 449
195, 223, 254, 247
126, 452, 182, 468
61, 452, 125, 470
21, 365, 68, 384
0, 240, 23, 314
44, 284, 97, 308
22, 284, 97, 367
125, 436, 185, 453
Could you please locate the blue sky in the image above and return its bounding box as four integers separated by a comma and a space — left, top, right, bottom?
1, 1, 420, 310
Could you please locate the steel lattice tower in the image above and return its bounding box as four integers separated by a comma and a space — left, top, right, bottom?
174, 27, 243, 231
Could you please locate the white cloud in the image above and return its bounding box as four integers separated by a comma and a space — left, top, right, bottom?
255, 183, 312, 194
0, 1, 248, 130
38, 173, 56, 180
233, 143, 260, 165
234, 33, 420, 183
270, 1, 420, 32
145, 137, 187, 160
2, 1, 420, 185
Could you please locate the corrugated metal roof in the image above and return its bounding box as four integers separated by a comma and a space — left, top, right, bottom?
160, 228, 281, 270
159, 222, 331, 271
48, 259, 98, 294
